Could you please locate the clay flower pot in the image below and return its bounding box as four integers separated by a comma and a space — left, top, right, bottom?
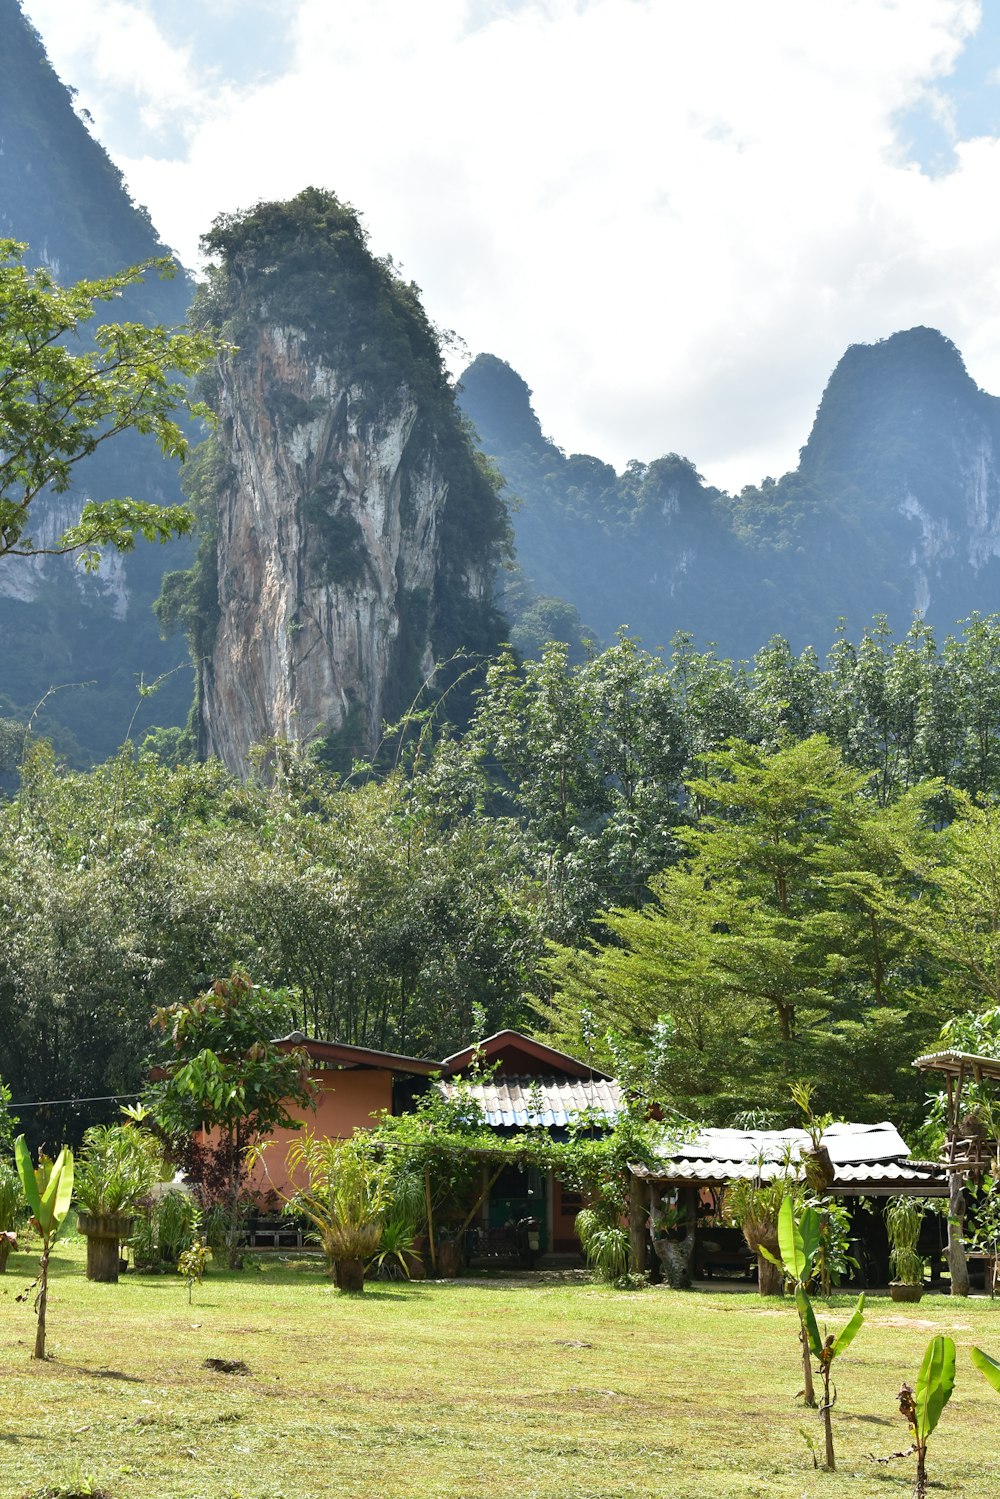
889, 1281, 924, 1304
77, 1211, 135, 1283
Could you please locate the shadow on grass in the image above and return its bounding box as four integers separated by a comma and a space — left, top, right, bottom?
61, 1364, 144, 1383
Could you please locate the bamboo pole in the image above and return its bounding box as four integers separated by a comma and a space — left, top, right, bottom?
425, 1164, 437, 1273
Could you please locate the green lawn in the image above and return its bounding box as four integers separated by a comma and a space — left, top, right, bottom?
2, 1242, 999, 1499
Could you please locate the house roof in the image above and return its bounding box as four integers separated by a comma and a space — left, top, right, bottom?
913, 1050, 1000, 1084
437, 1074, 622, 1129
273, 1033, 441, 1077
629, 1121, 949, 1196
440, 1030, 611, 1081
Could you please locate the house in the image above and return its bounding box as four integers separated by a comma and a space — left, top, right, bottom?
248, 1028, 620, 1257
438, 1030, 621, 1256
239, 1034, 440, 1204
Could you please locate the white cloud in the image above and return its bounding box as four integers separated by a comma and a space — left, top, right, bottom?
21, 0, 1000, 492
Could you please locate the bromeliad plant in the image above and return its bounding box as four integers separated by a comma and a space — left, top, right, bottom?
897, 1335, 956, 1499
14, 1134, 74, 1359
796, 1287, 865, 1470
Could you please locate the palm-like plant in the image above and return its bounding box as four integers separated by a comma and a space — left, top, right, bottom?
75, 1123, 162, 1216
577, 1206, 630, 1284
284, 1131, 391, 1292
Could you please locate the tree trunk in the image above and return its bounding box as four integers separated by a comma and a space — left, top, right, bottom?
0, 1233, 13, 1273
799, 1316, 816, 1407
629, 1173, 648, 1276
947, 1171, 970, 1297
821, 1369, 835, 1470
85, 1232, 120, 1283
34, 1246, 49, 1360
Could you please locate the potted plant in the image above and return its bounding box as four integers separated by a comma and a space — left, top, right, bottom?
886, 1196, 926, 1302
252, 1130, 390, 1293
0, 1157, 23, 1271
724, 1177, 792, 1297
75, 1122, 163, 1282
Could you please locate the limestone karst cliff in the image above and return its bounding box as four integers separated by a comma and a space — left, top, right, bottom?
162, 190, 508, 773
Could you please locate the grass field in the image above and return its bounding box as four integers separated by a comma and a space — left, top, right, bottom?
3, 1241, 1000, 1499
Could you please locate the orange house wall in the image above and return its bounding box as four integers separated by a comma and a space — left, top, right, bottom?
207, 1068, 395, 1204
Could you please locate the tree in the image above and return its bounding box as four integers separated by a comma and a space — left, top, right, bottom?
148, 974, 314, 1266
0, 239, 216, 568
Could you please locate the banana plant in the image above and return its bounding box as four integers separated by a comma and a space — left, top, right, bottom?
796, 1287, 865, 1470
971, 1344, 1000, 1392
898, 1335, 956, 1499
15, 1134, 74, 1360
760, 1194, 823, 1406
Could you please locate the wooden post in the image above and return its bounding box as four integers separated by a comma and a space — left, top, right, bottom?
424, 1164, 437, 1273
628, 1171, 647, 1275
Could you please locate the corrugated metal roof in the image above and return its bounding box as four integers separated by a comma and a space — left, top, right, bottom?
630, 1120, 949, 1193
629, 1155, 948, 1193
665, 1121, 910, 1167
437, 1075, 622, 1129
913, 1049, 1000, 1082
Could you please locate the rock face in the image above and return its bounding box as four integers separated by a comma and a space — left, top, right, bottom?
188, 190, 507, 773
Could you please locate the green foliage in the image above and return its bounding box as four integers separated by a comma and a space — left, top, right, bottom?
148, 973, 313, 1266
970, 1344, 1000, 1394
575, 1207, 631, 1285
0, 239, 215, 568
914, 1333, 956, 1442
885, 1195, 926, 1284
73, 1122, 163, 1216
0, 1155, 24, 1234
177, 1236, 209, 1300
0, 1075, 18, 1154
278, 1131, 392, 1283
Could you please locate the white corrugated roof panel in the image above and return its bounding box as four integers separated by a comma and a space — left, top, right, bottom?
437, 1075, 622, 1129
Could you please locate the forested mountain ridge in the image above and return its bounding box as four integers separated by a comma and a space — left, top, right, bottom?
0, 0, 195, 764
459, 328, 1000, 658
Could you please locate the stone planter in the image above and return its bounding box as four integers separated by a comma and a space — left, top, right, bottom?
77, 1211, 135, 1283
338, 1257, 366, 1294
435, 1237, 463, 1279
889, 1281, 924, 1304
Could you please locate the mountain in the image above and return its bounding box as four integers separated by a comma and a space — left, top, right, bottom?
158, 190, 509, 773
0, 0, 195, 764
459, 329, 1000, 659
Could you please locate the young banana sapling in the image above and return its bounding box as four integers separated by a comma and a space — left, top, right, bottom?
14, 1134, 74, 1360
897, 1335, 956, 1499
796, 1286, 864, 1470
971, 1343, 1000, 1391
760, 1194, 822, 1406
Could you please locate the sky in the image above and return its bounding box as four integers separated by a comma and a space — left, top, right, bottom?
19, 0, 1000, 493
